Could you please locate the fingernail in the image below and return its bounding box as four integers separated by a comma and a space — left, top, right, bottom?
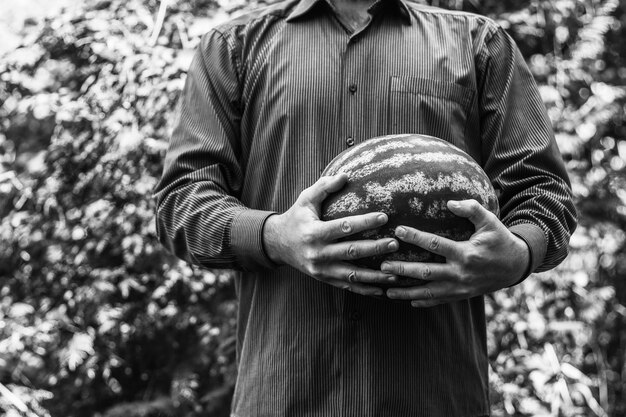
395, 226, 406, 237
373, 289, 383, 296
386, 289, 397, 298
388, 240, 398, 250
377, 214, 387, 223
387, 275, 396, 282
448, 201, 460, 209
381, 262, 391, 272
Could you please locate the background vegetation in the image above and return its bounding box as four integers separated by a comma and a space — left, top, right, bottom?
1, 0, 625, 415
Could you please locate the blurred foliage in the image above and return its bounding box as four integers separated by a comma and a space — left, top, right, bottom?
0, 0, 625, 416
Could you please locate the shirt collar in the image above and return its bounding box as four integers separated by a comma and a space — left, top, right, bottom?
286, 0, 412, 25
286, 0, 321, 21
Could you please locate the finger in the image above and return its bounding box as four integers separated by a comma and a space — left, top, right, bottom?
394, 226, 460, 259
300, 174, 348, 208
319, 238, 399, 261
321, 212, 389, 240
324, 262, 397, 285
325, 278, 385, 297
386, 285, 442, 300
380, 261, 450, 281
447, 199, 496, 229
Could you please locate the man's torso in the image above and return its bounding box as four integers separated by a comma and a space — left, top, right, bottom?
215, 1, 498, 415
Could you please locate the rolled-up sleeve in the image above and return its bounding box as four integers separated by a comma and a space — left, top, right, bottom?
477, 26, 577, 274
153, 30, 276, 271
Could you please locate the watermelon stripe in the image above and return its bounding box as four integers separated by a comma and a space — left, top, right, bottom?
345, 151, 484, 180
354, 171, 494, 213
326, 134, 468, 176
324, 192, 367, 216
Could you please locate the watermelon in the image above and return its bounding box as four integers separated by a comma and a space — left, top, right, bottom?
321, 134, 499, 271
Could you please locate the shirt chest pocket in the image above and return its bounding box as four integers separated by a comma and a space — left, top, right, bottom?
387, 76, 475, 148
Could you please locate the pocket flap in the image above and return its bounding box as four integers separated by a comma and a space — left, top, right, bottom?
390, 76, 474, 108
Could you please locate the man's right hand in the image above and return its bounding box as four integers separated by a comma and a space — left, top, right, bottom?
263, 174, 399, 297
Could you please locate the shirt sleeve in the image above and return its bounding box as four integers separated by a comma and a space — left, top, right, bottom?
477, 26, 578, 276
153, 30, 276, 271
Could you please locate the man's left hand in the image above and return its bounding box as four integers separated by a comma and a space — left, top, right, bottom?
382, 199, 530, 307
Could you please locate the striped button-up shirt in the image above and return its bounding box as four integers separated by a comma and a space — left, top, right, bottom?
154, 0, 577, 415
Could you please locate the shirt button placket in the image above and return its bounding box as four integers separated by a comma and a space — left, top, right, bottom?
344, 39, 358, 149
346, 82, 357, 147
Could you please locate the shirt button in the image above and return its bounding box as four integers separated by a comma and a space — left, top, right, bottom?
346, 137, 355, 146
349, 84, 357, 94
349, 310, 362, 321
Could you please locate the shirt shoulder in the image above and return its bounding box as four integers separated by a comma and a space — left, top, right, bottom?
196, 0, 298, 69
210, 0, 297, 34
403, 1, 502, 43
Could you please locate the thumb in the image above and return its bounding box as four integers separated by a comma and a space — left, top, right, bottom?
447, 199, 495, 229
300, 174, 348, 208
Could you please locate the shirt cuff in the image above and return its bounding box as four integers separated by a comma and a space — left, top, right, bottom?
230, 209, 278, 271
508, 223, 547, 283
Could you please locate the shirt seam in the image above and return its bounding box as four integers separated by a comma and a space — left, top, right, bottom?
209, 12, 286, 94
404, 1, 497, 23
210, 2, 290, 37
475, 25, 498, 95
213, 11, 286, 35
203, 29, 243, 87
